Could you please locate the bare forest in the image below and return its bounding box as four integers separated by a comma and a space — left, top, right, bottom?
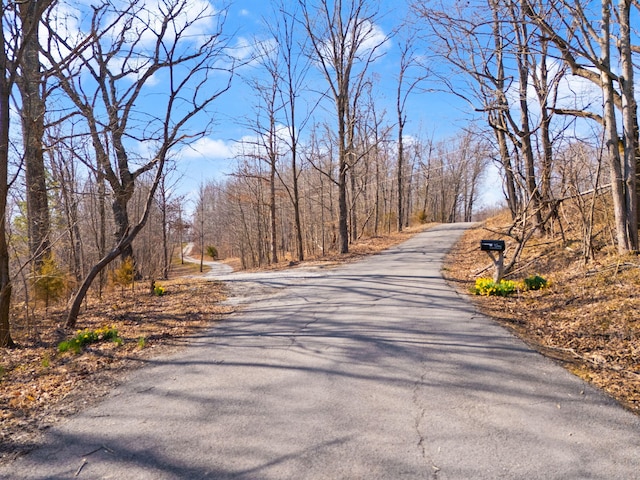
0, 0, 638, 351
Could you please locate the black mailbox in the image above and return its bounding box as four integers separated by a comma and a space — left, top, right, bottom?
480, 240, 505, 252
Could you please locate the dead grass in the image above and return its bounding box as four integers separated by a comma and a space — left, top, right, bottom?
444, 212, 640, 414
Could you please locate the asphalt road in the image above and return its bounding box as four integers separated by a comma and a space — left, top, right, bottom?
3, 223, 639, 479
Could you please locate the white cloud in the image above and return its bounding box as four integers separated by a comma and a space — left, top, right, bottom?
227, 36, 278, 69
179, 137, 235, 160
555, 67, 603, 112
359, 21, 391, 58
313, 19, 390, 70
230, 36, 256, 63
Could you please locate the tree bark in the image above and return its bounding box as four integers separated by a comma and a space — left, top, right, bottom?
617, 0, 638, 250
599, 0, 633, 253
512, 3, 543, 230
0, 9, 15, 347
397, 111, 405, 232
489, 1, 519, 218
17, 0, 52, 268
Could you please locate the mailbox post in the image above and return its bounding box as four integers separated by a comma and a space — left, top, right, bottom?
480, 240, 506, 282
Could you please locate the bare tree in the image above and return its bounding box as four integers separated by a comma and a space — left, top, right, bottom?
300, 0, 389, 253
458, 130, 490, 221
555, 139, 605, 261
41, 0, 233, 328
47, 128, 85, 283
155, 164, 183, 279
414, 0, 522, 217
267, 1, 312, 261
245, 44, 282, 265
523, 0, 638, 253
195, 182, 206, 273
395, 27, 425, 231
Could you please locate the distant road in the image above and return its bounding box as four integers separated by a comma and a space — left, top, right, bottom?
3, 223, 639, 479
182, 242, 233, 276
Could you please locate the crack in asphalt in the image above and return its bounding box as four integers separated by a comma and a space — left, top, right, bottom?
413, 370, 442, 479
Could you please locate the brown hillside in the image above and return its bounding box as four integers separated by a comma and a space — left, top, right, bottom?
444, 212, 640, 414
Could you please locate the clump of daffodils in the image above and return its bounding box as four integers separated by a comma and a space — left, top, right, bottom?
58, 326, 122, 354
472, 274, 548, 297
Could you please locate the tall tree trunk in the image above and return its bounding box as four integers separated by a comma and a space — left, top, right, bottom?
338, 109, 350, 253
535, 39, 554, 205
0, 22, 15, 347
112, 193, 134, 261
349, 164, 358, 242
517, 69, 542, 229
404, 156, 413, 228
489, 2, 518, 218
269, 156, 278, 264
292, 150, 304, 261
160, 177, 170, 279
178, 204, 185, 265
97, 171, 107, 295
111, 129, 136, 262
338, 165, 349, 253
397, 117, 404, 232
600, 0, 631, 253
493, 114, 519, 218
18, 0, 51, 268
374, 148, 381, 235
513, 3, 543, 230
617, 0, 638, 250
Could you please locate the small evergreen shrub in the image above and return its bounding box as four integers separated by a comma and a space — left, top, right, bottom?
473, 278, 517, 296
206, 245, 218, 259
111, 257, 135, 292
34, 256, 67, 309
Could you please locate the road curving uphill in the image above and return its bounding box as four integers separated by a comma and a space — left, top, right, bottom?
2, 223, 639, 479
